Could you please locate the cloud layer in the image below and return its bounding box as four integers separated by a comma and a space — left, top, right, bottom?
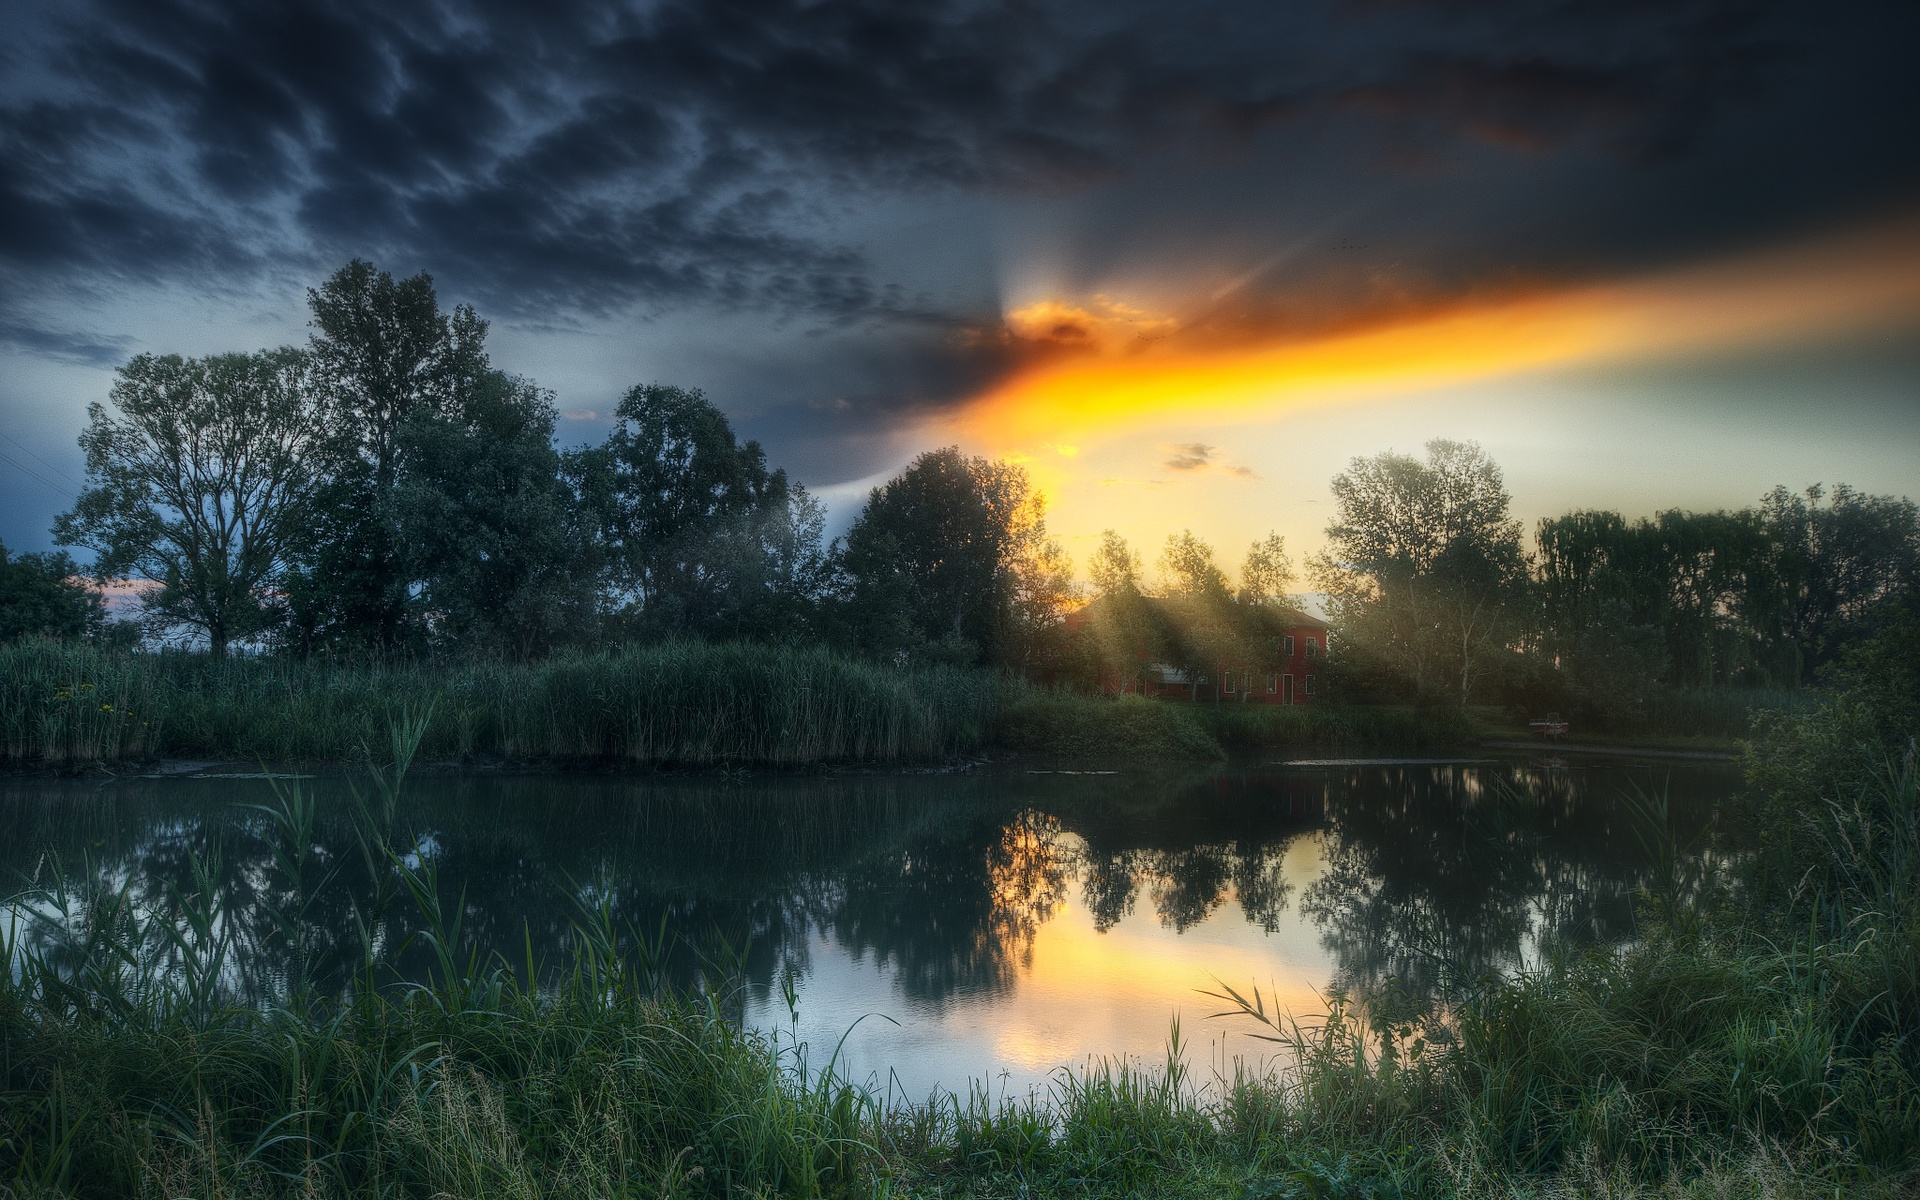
3, 0, 1917, 427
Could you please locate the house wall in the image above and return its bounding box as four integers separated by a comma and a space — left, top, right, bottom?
1093, 626, 1327, 705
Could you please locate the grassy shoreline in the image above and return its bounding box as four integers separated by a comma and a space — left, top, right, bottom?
2, 716, 1915, 1197
0, 640, 1819, 772
2, 642, 1479, 770
0, 640, 1000, 768
2, 676, 1916, 1195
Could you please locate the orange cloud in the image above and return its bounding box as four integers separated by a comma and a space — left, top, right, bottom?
948, 217, 1920, 454
1001, 295, 1179, 352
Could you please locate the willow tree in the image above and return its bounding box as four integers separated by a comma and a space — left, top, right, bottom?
55, 349, 327, 655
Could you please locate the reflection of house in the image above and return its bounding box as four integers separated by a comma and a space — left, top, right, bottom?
1065, 596, 1330, 705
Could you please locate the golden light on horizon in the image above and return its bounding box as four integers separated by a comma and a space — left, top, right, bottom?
948, 217, 1920, 458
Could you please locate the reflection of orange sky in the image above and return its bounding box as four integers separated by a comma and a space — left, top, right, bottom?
944, 219, 1920, 530
986, 834, 1334, 1075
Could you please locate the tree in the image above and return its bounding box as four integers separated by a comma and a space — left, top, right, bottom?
1076, 531, 1156, 690
0, 540, 103, 642
392, 371, 593, 656
1752, 483, 1920, 682
839, 447, 1063, 664
1533, 510, 1670, 717
286, 260, 489, 651
1239, 533, 1296, 606
55, 349, 326, 656
1088, 530, 1143, 598
1154, 530, 1243, 690
569, 384, 824, 640
1159, 531, 1231, 598
1314, 440, 1529, 707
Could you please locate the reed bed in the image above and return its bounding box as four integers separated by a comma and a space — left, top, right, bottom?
0, 639, 1001, 766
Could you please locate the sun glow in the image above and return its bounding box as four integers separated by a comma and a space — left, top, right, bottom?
949, 218, 1920, 455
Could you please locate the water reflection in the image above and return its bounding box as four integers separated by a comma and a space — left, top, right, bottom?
0, 758, 1739, 1091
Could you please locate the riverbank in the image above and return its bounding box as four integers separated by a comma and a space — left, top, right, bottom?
1, 701, 1913, 1197
0, 640, 1816, 772
0, 641, 1481, 771
0, 639, 1000, 768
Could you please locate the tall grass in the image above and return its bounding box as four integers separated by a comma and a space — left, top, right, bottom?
0, 639, 1001, 766
3, 717, 1915, 1197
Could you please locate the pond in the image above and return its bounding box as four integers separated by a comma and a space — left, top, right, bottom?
0, 754, 1743, 1102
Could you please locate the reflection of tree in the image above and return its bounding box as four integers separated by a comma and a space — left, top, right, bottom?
1079, 841, 1296, 934
1147, 848, 1233, 931
1057, 770, 1315, 934
0, 762, 1739, 1025
1080, 849, 1142, 931
821, 810, 1069, 1006
1301, 764, 1732, 1005
1232, 849, 1294, 932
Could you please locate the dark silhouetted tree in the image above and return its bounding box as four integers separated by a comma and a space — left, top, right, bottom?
839, 447, 1064, 664
286, 260, 489, 652
569, 383, 825, 640
55, 349, 326, 656
0, 539, 103, 642
392, 371, 593, 656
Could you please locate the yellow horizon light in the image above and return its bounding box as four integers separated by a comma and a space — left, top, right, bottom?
946, 216, 1920, 456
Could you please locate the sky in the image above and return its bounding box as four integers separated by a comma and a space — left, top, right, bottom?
3, 0, 1918, 581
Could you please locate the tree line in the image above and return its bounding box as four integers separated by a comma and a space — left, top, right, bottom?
7, 260, 1916, 720
23, 262, 1069, 664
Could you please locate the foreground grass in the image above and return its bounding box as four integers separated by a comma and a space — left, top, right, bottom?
2, 716, 1915, 1197
0, 639, 999, 767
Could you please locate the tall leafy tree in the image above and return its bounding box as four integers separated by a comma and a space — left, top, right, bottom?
1752, 483, 1920, 681
839, 447, 1063, 664
1154, 530, 1238, 686
1533, 509, 1670, 711
1314, 439, 1529, 706
393, 371, 592, 656
569, 384, 824, 640
1088, 530, 1143, 599
1158, 531, 1231, 598
0, 540, 104, 642
1238, 533, 1296, 607
287, 260, 488, 651
55, 349, 326, 656
1078, 530, 1157, 691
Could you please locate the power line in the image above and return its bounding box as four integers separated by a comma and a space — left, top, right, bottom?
0, 446, 79, 501
0, 431, 85, 492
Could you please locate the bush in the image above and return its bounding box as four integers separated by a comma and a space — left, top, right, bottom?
996, 692, 1226, 761
1197, 702, 1473, 752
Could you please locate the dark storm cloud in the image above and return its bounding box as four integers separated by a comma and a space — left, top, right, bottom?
0, 316, 133, 368
2, 0, 1916, 413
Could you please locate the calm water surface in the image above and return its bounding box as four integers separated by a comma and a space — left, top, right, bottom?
0, 756, 1742, 1100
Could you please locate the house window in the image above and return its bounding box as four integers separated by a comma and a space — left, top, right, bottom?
1266, 675, 1278, 694
1283, 635, 1294, 656
1305, 674, 1318, 695
1305, 636, 1319, 659
1223, 671, 1236, 694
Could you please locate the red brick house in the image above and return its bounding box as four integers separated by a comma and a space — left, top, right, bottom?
1065, 595, 1331, 705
